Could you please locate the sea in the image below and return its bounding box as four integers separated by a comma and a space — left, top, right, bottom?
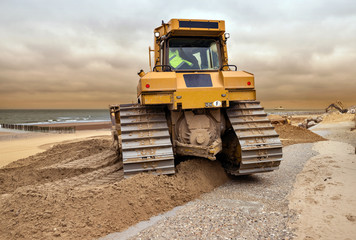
0, 108, 324, 126
0, 109, 110, 125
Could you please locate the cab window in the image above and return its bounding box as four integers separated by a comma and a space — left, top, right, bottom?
168, 38, 220, 71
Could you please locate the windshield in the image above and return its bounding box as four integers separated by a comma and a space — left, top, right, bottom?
168, 38, 220, 71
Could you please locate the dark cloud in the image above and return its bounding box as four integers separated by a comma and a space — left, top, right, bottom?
0, 0, 355, 108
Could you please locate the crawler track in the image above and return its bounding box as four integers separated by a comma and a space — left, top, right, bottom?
226, 101, 283, 175
118, 104, 175, 177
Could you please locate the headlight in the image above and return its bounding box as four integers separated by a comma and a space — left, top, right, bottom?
213, 101, 222, 107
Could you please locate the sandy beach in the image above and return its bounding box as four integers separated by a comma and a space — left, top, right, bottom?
288, 116, 356, 240
288, 141, 356, 240
0, 122, 111, 168
0, 114, 355, 239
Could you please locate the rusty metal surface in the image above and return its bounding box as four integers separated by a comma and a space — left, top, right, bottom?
174, 109, 223, 160
226, 101, 283, 175
118, 104, 175, 177
175, 139, 222, 160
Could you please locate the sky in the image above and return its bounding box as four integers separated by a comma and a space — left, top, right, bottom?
0, 0, 355, 109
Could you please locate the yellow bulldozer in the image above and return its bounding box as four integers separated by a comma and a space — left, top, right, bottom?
110, 19, 283, 177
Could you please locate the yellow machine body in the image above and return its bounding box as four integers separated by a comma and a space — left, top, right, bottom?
110, 19, 282, 177
138, 19, 255, 109
138, 71, 256, 109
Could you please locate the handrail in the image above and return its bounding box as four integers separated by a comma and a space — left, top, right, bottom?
220, 65, 237, 71
153, 65, 173, 72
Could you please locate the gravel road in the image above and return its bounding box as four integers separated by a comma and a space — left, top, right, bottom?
103, 143, 318, 240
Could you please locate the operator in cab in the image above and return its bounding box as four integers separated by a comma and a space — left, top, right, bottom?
169, 48, 194, 70
168, 38, 220, 71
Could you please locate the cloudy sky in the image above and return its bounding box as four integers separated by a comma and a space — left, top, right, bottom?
0, 0, 355, 109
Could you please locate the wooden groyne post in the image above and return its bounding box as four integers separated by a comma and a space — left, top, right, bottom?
0, 123, 76, 133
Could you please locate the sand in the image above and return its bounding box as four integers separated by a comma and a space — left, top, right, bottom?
275, 124, 326, 146
0, 138, 115, 194
288, 115, 356, 240
0, 122, 229, 239
322, 112, 355, 123
0, 129, 110, 168
289, 140, 356, 240
0, 116, 354, 239
0, 153, 228, 239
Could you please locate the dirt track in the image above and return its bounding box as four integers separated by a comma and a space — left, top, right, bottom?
0, 124, 325, 239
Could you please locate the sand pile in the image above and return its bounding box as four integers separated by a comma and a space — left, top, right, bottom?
0, 140, 228, 239
322, 112, 355, 123
0, 138, 114, 194
275, 124, 326, 146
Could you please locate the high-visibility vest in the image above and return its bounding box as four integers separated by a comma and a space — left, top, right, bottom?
169, 50, 193, 68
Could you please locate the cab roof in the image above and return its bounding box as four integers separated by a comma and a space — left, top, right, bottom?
155, 19, 225, 37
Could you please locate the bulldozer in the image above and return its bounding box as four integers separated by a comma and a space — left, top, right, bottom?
110, 19, 283, 178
